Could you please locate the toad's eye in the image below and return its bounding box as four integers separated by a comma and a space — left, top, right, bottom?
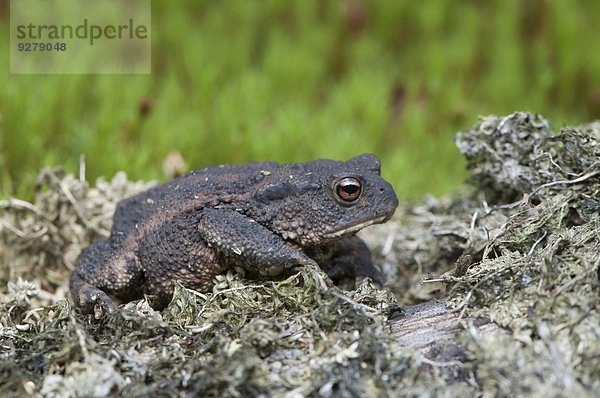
336, 177, 362, 202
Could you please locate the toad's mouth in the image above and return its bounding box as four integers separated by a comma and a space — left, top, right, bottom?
324, 213, 392, 239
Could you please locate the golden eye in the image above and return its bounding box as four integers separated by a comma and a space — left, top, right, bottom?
336, 177, 362, 202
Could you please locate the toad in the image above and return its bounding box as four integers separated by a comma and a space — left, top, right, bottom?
70, 154, 398, 317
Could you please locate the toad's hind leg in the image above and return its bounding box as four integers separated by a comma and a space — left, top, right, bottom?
70, 237, 144, 318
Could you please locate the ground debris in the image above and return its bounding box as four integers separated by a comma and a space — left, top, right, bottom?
2, 112, 600, 396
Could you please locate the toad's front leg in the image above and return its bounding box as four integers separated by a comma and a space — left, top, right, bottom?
313, 236, 386, 287
197, 207, 320, 276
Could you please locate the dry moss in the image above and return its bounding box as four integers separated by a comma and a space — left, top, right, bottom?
2, 112, 600, 396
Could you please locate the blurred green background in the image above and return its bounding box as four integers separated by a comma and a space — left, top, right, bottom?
1, 0, 600, 200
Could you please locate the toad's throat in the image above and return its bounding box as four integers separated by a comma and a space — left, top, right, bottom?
324, 214, 392, 239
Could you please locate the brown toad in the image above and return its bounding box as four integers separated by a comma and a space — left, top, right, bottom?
70, 154, 398, 317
